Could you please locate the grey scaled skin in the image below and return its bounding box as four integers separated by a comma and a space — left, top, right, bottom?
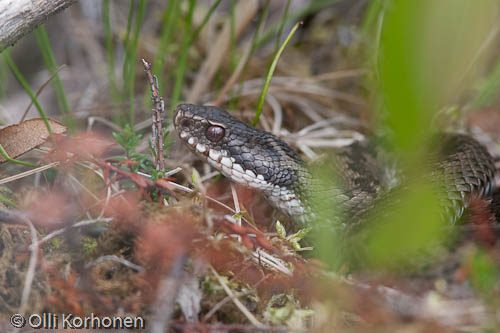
174, 103, 497, 227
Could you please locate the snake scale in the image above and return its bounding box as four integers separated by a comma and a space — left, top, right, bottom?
174, 103, 497, 228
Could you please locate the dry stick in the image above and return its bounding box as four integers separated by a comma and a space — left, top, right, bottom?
230, 183, 241, 228
0, 0, 77, 52
309, 68, 368, 82
142, 59, 165, 172
29, 217, 113, 251
85, 255, 143, 272
187, 0, 258, 103
213, 42, 252, 106
209, 265, 267, 329
0, 161, 60, 185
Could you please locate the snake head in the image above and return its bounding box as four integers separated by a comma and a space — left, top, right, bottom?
174, 103, 309, 220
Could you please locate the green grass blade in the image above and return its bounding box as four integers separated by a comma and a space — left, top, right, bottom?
124, 0, 148, 126
2, 50, 53, 138
122, 0, 136, 100
0, 56, 7, 101
33, 25, 74, 129
255, 0, 339, 50
0, 144, 38, 167
229, 0, 237, 73
169, 0, 196, 114
472, 55, 500, 108
151, 0, 180, 95
274, 0, 291, 53
0, 194, 17, 208
232, 0, 270, 108
252, 21, 302, 127
189, 0, 222, 47
168, 0, 222, 112
102, 0, 118, 103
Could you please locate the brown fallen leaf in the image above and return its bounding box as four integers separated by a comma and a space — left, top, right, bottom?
0, 118, 66, 163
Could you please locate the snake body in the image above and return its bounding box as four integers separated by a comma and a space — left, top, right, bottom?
174, 103, 496, 226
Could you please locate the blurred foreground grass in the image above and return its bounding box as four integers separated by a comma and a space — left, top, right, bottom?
314, 0, 499, 270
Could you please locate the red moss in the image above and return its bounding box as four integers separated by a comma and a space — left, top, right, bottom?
100, 191, 143, 232
43, 132, 114, 165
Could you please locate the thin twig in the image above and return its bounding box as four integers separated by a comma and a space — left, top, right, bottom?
142, 58, 165, 172
137, 169, 256, 226
230, 184, 241, 227
20, 64, 67, 122
85, 255, 144, 272
29, 217, 113, 251
0, 161, 60, 185
267, 94, 282, 134
309, 68, 367, 82
251, 249, 292, 276
17, 214, 39, 317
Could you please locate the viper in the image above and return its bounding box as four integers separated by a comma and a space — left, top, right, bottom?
174, 103, 496, 228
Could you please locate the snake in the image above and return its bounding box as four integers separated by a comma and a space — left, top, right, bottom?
173, 103, 497, 228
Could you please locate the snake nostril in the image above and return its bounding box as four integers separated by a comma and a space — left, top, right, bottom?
206, 125, 225, 142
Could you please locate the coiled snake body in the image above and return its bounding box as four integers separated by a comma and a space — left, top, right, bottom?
174, 103, 496, 227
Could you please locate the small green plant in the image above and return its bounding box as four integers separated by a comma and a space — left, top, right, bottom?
112, 124, 152, 173
82, 237, 99, 256
276, 221, 312, 251
112, 124, 172, 180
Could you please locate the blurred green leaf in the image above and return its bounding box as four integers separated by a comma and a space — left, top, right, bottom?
362, 182, 445, 268
363, 0, 499, 270
379, 0, 497, 151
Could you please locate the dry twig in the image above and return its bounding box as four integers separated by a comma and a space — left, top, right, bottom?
142, 58, 166, 172
0, 0, 77, 51
187, 0, 259, 103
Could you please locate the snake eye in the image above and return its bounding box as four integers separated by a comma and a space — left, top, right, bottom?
206, 125, 225, 142
181, 118, 193, 128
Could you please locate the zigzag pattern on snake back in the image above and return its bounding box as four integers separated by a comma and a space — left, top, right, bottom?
174, 103, 497, 228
